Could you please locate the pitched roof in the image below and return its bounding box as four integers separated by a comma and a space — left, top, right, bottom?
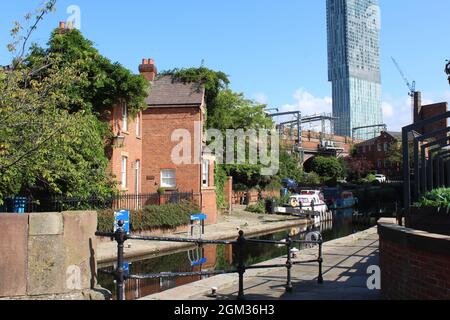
145, 75, 205, 107
356, 131, 421, 147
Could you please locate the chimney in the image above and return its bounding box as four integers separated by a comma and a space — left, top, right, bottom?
59, 21, 66, 30
139, 58, 158, 81
413, 91, 422, 124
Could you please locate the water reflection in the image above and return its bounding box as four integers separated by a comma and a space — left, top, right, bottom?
98, 211, 375, 300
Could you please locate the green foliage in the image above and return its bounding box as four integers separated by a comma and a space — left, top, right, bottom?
0, 56, 115, 199
161, 67, 230, 123
1, 5, 149, 201
299, 172, 321, 186
214, 165, 228, 209
278, 149, 303, 182
97, 201, 200, 232
246, 200, 266, 214
416, 188, 450, 209
165, 67, 275, 195
28, 28, 149, 115
209, 89, 273, 131
305, 156, 345, 179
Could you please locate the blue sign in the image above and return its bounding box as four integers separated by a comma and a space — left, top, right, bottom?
190, 214, 207, 221
191, 257, 207, 267
123, 262, 130, 277
114, 210, 130, 234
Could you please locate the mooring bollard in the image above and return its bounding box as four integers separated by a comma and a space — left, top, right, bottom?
318, 239, 324, 284
285, 234, 293, 293
237, 230, 246, 300
115, 220, 127, 301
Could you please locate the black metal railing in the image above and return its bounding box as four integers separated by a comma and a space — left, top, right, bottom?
96, 221, 324, 300
0, 192, 194, 213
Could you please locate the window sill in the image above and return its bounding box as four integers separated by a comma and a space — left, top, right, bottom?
121, 131, 130, 136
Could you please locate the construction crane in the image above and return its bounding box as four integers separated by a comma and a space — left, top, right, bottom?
391, 57, 416, 97
391, 57, 417, 122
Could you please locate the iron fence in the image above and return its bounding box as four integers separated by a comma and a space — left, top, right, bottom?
0, 192, 194, 213
96, 221, 324, 300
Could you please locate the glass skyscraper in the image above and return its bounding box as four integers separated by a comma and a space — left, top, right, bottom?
326, 0, 383, 140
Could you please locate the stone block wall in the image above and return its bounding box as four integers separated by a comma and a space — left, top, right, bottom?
0, 212, 107, 300
378, 219, 450, 300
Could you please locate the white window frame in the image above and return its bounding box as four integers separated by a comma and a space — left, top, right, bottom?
135, 160, 140, 194
121, 156, 128, 189
136, 112, 141, 138
161, 169, 176, 189
122, 102, 128, 133
202, 160, 209, 187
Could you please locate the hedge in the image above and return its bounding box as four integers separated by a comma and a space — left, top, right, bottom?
97, 200, 200, 233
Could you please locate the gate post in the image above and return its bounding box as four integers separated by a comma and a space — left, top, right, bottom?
285, 234, 293, 292
114, 220, 127, 301
237, 230, 246, 300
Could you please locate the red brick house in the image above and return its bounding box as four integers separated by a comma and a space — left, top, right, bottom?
413, 92, 449, 140
355, 131, 420, 177
106, 102, 143, 194
107, 58, 217, 224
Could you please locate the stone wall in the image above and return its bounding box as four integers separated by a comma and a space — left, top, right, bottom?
378, 219, 450, 300
0, 212, 108, 300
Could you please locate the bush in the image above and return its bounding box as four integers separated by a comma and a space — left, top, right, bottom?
299, 172, 321, 185
246, 193, 291, 214
417, 188, 450, 209
97, 200, 200, 233
305, 156, 345, 179
246, 200, 266, 214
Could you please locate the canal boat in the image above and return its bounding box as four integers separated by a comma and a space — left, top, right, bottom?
287, 190, 328, 214
329, 191, 358, 210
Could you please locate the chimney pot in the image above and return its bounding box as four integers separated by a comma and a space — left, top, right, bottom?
139, 58, 157, 82
59, 21, 66, 30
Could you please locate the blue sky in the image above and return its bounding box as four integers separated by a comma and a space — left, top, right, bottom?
1, 0, 449, 131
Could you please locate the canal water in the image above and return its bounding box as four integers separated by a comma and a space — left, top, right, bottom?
98, 209, 377, 300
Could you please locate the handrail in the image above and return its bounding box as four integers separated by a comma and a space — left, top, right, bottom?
96, 221, 324, 301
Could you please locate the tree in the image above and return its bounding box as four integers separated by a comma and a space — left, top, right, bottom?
0, 1, 147, 200
163, 68, 275, 193
305, 156, 345, 179
28, 27, 149, 115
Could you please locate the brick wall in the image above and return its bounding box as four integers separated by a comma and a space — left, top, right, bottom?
141, 107, 203, 194
200, 188, 217, 224
356, 132, 400, 176
107, 104, 143, 194
0, 212, 105, 300
418, 102, 449, 139
378, 220, 450, 300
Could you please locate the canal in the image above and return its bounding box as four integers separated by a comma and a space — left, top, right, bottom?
97, 209, 377, 300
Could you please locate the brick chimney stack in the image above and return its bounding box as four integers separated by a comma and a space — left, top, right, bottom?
139, 58, 158, 82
